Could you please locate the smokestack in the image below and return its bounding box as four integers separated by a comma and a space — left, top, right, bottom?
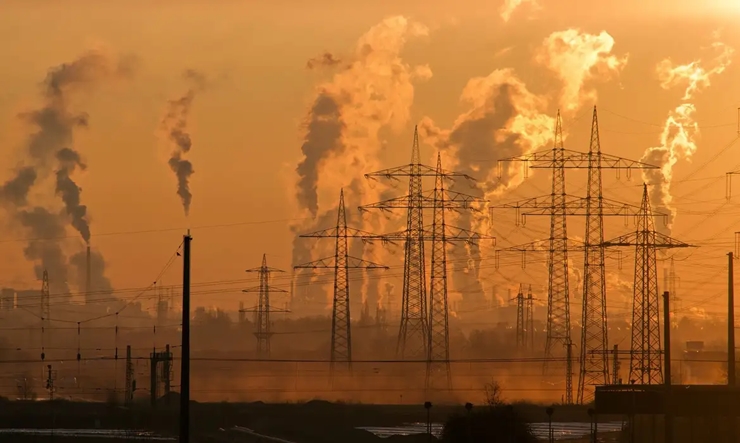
85, 245, 91, 304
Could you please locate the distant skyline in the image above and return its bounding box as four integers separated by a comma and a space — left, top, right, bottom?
0, 1, 738, 323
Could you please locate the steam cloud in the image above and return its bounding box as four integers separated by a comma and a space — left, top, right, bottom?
500, 0, 538, 22
0, 49, 132, 295
536, 29, 628, 113
642, 39, 734, 233
162, 69, 206, 216
418, 28, 625, 309
419, 69, 553, 310
292, 16, 431, 313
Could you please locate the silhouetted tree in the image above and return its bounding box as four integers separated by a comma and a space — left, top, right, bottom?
442, 382, 537, 442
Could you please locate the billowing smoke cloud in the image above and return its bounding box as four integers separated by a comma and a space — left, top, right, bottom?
162, 69, 206, 216
419, 68, 553, 197
306, 53, 342, 70
0, 49, 132, 295
295, 93, 345, 216
536, 29, 628, 113
500, 0, 538, 22
0, 167, 37, 206
16, 207, 70, 296
291, 16, 431, 313
55, 147, 89, 242
642, 39, 734, 233
70, 247, 113, 301
419, 69, 553, 311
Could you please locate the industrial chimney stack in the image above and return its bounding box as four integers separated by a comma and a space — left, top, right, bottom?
85, 245, 92, 304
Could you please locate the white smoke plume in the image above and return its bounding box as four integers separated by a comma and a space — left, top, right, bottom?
500, 0, 538, 22
536, 29, 628, 113
161, 69, 207, 217
291, 16, 431, 313
642, 39, 734, 234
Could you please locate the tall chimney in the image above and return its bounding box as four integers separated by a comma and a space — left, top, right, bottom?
85, 245, 92, 304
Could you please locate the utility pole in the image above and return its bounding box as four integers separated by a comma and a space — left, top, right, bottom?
729, 251, 736, 387
360, 127, 478, 360
125, 345, 135, 405
663, 291, 674, 443
604, 185, 691, 384
45, 364, 56, 400
242, 254, 288, 359
492, 107, 659, 403
295, 189, 387, 371
612, 344, 620, 384
180, 231, 191, 443
40, 270, 50, 361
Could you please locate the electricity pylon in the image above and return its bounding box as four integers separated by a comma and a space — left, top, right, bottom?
241, 254, 287, 359
361, 127, 476, 361
295, 189, 387, 370
668, 257, 680, 315
526, 285, 535, 353
492, 107, 659, 404
365, 152, 494, 390
603, 184, 692, 384
514, 284, 525, 350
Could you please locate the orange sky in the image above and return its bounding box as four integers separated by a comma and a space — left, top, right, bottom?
0, 0, 739, 320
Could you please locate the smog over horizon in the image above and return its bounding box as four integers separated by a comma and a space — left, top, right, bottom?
0, 1, 739, 441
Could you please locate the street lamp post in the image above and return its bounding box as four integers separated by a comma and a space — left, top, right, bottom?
464, 402, 473, 442
546, 407, 554, 443
588, 408, 596, 443
424, 401, 433, 441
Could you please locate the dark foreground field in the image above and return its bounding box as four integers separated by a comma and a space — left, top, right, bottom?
0, 397, 616, 442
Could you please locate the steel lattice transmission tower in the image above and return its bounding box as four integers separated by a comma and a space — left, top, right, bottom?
427, 153, 452, 390
604, 184, 692, 384
241, 254, 287, 359
526, 285, 535, 353
295, 189, 387, 370
514, 284, 525, 351
364, 151, 493, 389
577, 107, 610, 404
361, 127, 476, 360
493, 108, 659, 404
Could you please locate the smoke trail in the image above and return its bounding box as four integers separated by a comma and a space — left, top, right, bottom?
162, 69, 206, 216
0, 49, 132, 293
642, 39, 734, 234
500, 0, 538, 22
55, 147, 90, 242
294, 15, 431, 218
536, 29, 628, 113
295, 93, 345, 217
291, 16, 431, 313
